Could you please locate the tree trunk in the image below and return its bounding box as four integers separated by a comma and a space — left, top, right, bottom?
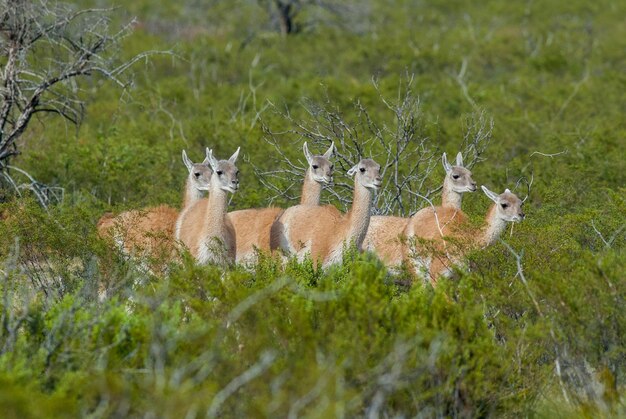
276, 1, 293, 35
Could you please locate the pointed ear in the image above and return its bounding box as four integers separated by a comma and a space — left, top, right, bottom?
505, 188, 511, 194
456, 151, 464, 167
347, 163, 359, 177
303, 142, 313, 165
182, 150, 193, 172
481, 185, 499, 203
202, 149, 212, 166
323, 141, 334, 160
206, 147, 219, 171
228, 147, 240, 164
442, 153, 452, 173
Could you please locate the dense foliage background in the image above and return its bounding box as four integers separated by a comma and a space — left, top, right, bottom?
0, 0, 624, 417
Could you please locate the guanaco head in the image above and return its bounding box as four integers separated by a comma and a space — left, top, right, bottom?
182, 149, 213, 190
347, 158, 382, 190
442, 152, 477, 193
303, 141, 335, 184
204, 147, 240, 193
481, 186, 525, 222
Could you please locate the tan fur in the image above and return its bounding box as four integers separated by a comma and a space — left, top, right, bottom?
272, 159, 381, 268
439, 151, 477, 208
402, 206, 469, 282
227, 142, 333, 265
175, 150, 213, 239
98, 205, 179, 258
177, 196, 236, 264
96, 212, 115, 233
404, 188, 524, 283
97, 151, 212, 263
364, 152, 476, 267
300, 141, 334, 205
363, 216, 409, 265
300, 173, 323, 206
228, 207, 283, 264
176, 148, 240, 265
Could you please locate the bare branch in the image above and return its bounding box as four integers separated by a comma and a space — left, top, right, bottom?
530, 149, 568, 158
0, 1, 173, 208
0, 0, 170, 177
206, 350, 277, 418
255, 76, 492, 216
515, 173, 533, 203
452, 58, 478, 110
590, 220, 625, 249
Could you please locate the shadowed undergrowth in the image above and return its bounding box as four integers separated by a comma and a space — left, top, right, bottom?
0, 196, 624, 417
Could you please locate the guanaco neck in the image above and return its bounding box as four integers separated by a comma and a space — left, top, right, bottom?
176, 176, 206, 241
478, 204, 508, 247
182, 176, 204, 209
300, 169, 322, 206
343, 181, 374, 249
441, 176, 462, 209
202, 185, 229, 239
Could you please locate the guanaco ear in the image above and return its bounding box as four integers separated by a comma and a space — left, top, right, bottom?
206, 147, 219, 171
303, 142, 313, 165
228, 147, 240, 164
456, 151, 464, 167
323, 141, 335, 160
481, 185, 499, 203
505, 188, 511, 194
202, 149, 212, 166
347, 163, 359, 177
442, 153, 452, 173
182, 150, 193, 172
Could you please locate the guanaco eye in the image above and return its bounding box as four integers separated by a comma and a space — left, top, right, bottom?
312, 165, 318, 170
359, 167, 366, 173
452, 174, 460, 179
217, 171, 223, 176
501, 203, 509, 209
194, 172, 201, 178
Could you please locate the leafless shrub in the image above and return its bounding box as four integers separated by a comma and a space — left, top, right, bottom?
0, 0, 168, 201
0, 164, 64, 208
256, 76, 493, 216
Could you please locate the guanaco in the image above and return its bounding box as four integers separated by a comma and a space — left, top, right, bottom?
176, 148, 240, 265
97, 149, 212, 261
403, 186, 525, 283
364, 152, 476, 266
271, 158, 381, 268
228, 141, 335, 264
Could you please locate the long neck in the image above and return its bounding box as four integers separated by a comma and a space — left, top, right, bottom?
203, 186, 229, 237
344, 181, 373, 249
182, 176, 204, 209
479, 204, 508, 247
441, 177, 462, 209
300, 169, 322, 206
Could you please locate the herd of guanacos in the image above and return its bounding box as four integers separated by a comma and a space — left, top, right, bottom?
98, 142, 526, 284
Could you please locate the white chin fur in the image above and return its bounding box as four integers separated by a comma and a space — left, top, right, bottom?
314, 176, 329, 184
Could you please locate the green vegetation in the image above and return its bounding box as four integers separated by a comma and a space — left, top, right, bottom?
0, 0, 624, 416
